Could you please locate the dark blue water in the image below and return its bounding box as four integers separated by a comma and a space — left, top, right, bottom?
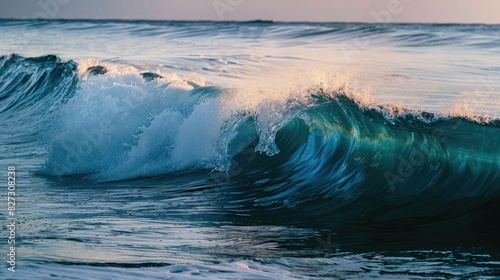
1, 20, 500, 279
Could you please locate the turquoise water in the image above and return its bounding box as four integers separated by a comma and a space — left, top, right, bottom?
1, 20, 499, 279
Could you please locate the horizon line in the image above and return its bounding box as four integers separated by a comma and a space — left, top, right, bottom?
0, 17, 499, 26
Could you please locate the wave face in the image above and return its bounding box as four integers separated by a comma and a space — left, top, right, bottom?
0, 54, 77, 162
227, 96, 500, 230
0, 54, 77, 135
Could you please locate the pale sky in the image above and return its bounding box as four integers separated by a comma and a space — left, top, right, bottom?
0, 0, 499, 24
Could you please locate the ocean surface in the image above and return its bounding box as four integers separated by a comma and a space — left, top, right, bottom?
1, 19, 499, 279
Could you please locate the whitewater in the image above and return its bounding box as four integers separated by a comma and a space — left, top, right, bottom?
0, 20, 499, 279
